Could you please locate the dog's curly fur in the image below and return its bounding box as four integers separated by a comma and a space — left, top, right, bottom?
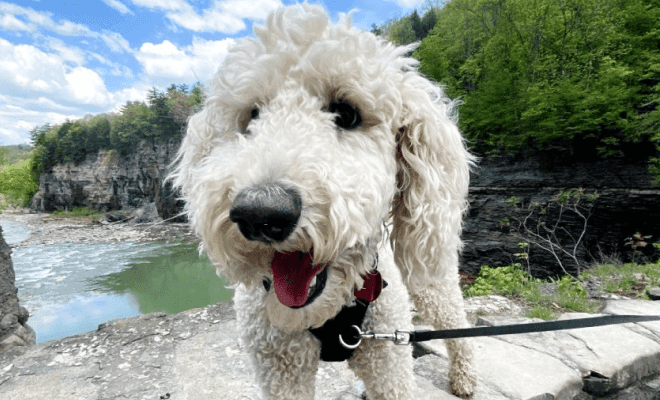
170, 3, 477, 399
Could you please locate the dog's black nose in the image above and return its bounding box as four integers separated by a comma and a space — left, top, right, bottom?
229, 184, 302, 243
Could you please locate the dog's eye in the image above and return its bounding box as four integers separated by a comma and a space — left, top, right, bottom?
249, 107, 259, 121
328, 100, 361, 130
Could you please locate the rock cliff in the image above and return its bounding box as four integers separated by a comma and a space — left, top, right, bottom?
0, 225, 35, 353
30, 144, 659, 276
30, 139, 186, 222
462, 155, 660, 277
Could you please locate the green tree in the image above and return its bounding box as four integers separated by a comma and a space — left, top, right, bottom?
147, 87, 179, 142
85, 116, 112, 152
415, 0, 660, 169
389, 18, 417, 45
56, 121, 73, 162
110, 101, 151, 153
410, 10, 424, 40
420, 8, 438, 38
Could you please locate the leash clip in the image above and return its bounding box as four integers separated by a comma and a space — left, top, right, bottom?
338, 325, 412, 349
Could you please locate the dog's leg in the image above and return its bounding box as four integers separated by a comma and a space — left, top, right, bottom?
235, 287, 320, 399
248, 329, 320, 400
348, 261, 417, 400
348, 338, 415, 399
411, 280, 477, 398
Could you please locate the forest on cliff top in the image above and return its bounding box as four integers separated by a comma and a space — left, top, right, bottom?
28, 83, 204, 175
28, 0, 660, 183
384, 0, 660, 173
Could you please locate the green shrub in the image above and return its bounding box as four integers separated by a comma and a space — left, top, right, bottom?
464, 264, 537, 297
556, 275, 588, 299
0, 158, 39, 207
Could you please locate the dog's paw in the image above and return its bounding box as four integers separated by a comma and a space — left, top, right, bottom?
451, 385, 474, 399
449, 366, 477, 398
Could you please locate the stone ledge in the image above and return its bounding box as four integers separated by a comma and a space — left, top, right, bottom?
2, 299, 660, 399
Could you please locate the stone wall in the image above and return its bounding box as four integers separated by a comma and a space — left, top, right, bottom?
0, 225, 35, 352
30, 139, 186, 221
461, 155, 660, 277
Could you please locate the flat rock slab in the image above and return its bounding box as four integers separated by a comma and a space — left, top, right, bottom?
2, 299, 660, 399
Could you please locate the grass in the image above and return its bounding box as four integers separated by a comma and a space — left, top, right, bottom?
580, 261, 660, 300
462, 261, 659, 320
525, 305, 559, 320
51, 206, 105, 222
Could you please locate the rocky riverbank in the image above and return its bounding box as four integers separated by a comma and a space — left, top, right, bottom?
3, 209, 660, 398
2, 298, 660, 399
0, 209, 197, 248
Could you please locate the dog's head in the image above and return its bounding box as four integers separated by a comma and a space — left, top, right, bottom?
171, 4, 473, 331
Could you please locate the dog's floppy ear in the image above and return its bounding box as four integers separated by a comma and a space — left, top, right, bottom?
390, 72, 474, 289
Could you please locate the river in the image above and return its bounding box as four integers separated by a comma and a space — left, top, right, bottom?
0, 219, 233, 344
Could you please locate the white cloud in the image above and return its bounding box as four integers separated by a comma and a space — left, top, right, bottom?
130, 0, 187, 11
0, 126, 29, 146
0, 2, 94, 36
0, 38, 66, 94
0, 102, 80, 145
0, 79, 156, 145
0, 38, 113, 107
0, 2, 132, 53
217, 0, 282, 20
166, 8, 244, 33
64, 67, 110, 105
46, 38, 86, 66
385, 0, 425, 8
89, 52, 135, 78
32, 97, 80, 112
135, 36, 234, 81
106, 82, 154, 112
0, 11, 33, 31
102, 0, 134, 15
98, 30, 133, 53
130, 0, 282, 33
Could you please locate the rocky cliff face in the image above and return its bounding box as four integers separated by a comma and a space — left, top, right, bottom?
31, 143, 659, 277
0, 225, 35, 352
31, 140, 186, 222
461, 155, 660, 277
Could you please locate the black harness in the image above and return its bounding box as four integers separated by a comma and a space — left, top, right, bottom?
307, 253, 386, 362
308, 297, 372, 361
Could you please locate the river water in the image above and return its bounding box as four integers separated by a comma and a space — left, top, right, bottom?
1, 220, 233, 344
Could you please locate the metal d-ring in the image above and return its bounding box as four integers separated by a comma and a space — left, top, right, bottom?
338, 325, 362, 349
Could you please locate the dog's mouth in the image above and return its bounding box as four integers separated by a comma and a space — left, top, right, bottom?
269, 250, 327, 308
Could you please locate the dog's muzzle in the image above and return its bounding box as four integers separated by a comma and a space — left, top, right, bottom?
229, 184, 302, 243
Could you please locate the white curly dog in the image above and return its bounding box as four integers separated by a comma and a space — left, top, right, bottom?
171, 3, 477, 399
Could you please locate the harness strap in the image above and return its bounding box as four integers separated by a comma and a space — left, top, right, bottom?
309, 298, 370, 362
308, 252, 385, 362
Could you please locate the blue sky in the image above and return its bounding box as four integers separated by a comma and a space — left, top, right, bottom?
0, 0, 428, 146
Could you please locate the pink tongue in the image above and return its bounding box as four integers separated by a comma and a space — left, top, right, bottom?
270, 251, 323, 308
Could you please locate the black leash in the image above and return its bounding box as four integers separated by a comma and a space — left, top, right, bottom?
339, 314, 660, 349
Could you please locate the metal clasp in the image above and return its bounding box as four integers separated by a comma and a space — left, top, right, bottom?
338, 325, 412, 349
